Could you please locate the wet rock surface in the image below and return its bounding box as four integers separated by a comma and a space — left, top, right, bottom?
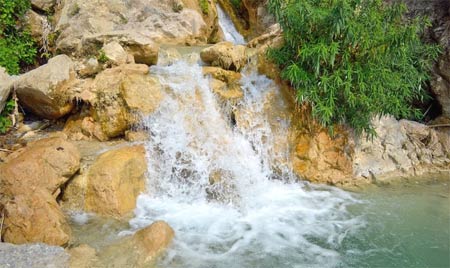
200, 42, 247, 71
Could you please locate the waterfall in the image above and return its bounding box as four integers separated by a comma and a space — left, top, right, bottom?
128, 57, 363, 267
127, 6, 363, 268
217, 4, 246, 45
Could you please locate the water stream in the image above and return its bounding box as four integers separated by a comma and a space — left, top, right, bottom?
216, 4, 246, 45
70, 7, 449, 268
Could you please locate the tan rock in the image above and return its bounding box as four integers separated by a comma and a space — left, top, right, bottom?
102, 41, 128, 66
2, 189, 72, 246
78, 58, 101, 77
291, 129, 354, 185
125, 41, 159, 66
31, 0, 56, 12
200, 42, 247, 71
121, 74, 163, 114
210, 79, 243, 101
0, 137, 79, 245
98, 221, 174, 267
90, 64, 153, 138
15, 55, 76, 119
202, 66, 242, 83
132, 221, 175, 263
84, 145, 147, 218
61, 174, 88, 211
0, 137, 81, 196
125, 131, 148, 142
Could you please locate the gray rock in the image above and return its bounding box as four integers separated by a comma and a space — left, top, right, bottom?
15, 55, 76, 119
54, 0, 211, 63
353, 116, 450, 179
0, 243, 69, 268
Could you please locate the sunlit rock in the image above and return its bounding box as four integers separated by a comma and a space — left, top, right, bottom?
200, 42, 247, 71
84, 145, 147, 218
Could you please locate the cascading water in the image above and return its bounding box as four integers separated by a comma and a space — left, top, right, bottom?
130, 58, 363, 267
127, 7, 365, 268
216, 4, 246, 45
66, 6, 450, 268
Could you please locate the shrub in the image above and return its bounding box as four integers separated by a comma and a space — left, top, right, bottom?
268, 0, 440, 135
0, 0, 37, 75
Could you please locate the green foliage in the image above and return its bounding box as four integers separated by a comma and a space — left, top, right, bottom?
0, 99, 15, 134
97, 49, 109, 63
268, 0, 440, 135
230, 0, 242, 10
0, 0, 36, 74
199, 0, 209, 15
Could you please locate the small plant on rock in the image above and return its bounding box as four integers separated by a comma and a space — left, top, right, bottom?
97, 49, 109, 64
199, 0, 209, 15
0, 99, 15, 134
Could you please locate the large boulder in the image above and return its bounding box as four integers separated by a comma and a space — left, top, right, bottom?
85, 64, 162, 138
0, 137, 80, 246
15, 55, 76, 119
0, 137, 81, 196
84, 145, 147, 218
0, 242, 69, 268
2, 189, 72, 246
200, 42, 247, 71
55, 0, 220, 61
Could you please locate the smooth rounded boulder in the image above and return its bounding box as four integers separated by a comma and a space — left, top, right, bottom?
15, 55, 76, 119
84, 145, 147, 218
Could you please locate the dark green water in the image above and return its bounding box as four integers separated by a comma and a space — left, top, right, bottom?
340, 177, 450, 268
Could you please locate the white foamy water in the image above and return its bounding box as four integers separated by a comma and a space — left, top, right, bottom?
129, 59, 364, 268
217, 4, 246, 45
